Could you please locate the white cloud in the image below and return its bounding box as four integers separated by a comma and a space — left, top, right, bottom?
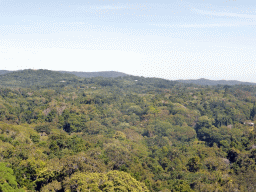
193, 8, 256, 20
92, 5, 127, 10
76, 5, 127, 11
150, 21, 256, 28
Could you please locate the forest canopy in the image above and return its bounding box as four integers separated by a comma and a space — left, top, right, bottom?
0, 69, 256, 191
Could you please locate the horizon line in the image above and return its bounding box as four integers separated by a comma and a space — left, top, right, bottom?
1, 68, 256, 84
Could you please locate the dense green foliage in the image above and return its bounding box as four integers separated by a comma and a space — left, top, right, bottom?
0, 162, 25, 192
0, 70, 256, 191
58, 70, 128, 78
0, 70, 77, 88
0, 70, 128, 80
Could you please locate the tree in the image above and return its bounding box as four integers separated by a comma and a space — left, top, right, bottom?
0, 162, 24, 192
63, 171, 149, 192
250, 102, 256, 120
187, 157, 201, 172
148, 106, 160, 117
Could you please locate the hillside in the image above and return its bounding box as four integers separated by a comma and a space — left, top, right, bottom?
0, 69, 181, 89
177, 78, 256, 86
2, 70, 256, 86
0, 70, 12, 75
0, 69, 256, 191
0, 69, 78, 88
0, 70, 128, 78
58, 70, 129, 78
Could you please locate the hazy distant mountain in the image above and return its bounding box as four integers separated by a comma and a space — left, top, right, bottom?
58, 71, 128, 78
0, 69, 77, 87
0, 70, 12, 75
0, 69, 179, 89
177, 78, 256, 86
1, 69, 256, 86
0, 70, 128, 78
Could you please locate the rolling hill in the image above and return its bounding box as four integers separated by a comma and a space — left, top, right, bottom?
1, 69, 256, 87
0, 70, 128, 78
0, 69, 77, 87
177, 78, 256, 86
0, 70, 12, 75
58, 70, 129, 78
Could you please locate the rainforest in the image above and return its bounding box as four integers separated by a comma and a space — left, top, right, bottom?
0, 69, 256, 192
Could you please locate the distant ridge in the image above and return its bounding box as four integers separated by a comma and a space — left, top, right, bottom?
0, 69, 76, 87
177, 78, 256, 86
1, 70, 256, 86
0, 69, 131, 88
58, 71, 128, 78
0, 70, 12, 75
0, 70, 129, 78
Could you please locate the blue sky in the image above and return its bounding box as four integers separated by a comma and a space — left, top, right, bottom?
1, 0, 256, 82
